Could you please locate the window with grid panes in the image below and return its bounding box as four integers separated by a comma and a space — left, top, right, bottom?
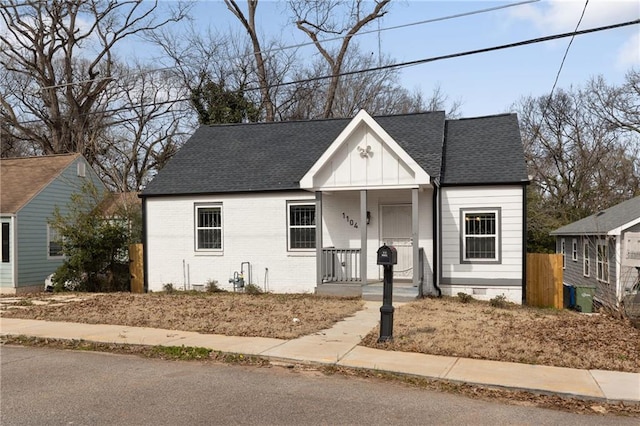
462, 210, 498, 262
597, 240, 609, 283
48, 225, 64, 257
288, 203, 315, 250
195, 205, 222, 250
583, 239, 590, 277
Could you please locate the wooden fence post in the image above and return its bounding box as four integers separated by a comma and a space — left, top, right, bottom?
129, 243, 144, 293
526, 253, 563, 309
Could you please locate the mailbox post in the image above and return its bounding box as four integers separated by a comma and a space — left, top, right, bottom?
376, 244, 397, 342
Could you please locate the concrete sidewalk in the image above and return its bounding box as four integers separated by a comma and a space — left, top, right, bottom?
1, 301, 638, 404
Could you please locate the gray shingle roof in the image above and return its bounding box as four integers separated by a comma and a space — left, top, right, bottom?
142, 111, 526, 196
442, 114, 528, 185
550, 196, 640, 235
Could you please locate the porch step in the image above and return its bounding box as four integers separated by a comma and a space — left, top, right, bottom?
315, 282, 419, 301
315, 283, 362, 298
362, 283, 419, 302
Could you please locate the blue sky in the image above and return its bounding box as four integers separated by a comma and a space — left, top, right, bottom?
156, 0, 639, 117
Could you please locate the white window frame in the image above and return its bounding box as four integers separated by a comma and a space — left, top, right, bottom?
583, 239, 590, 277
596, 239, 609, 283
560, 238, 566, 269
572, 238, 578, 261
2, 222, 10, 263
461, 208, 500, 263
47, 224, 64, 258
194, 204, 223, 252
287, 201, 316, 251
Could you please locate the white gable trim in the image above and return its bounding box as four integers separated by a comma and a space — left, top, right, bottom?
608, 216, 640, 236
300, 110, 431, 190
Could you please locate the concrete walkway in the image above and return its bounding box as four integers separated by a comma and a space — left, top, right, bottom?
1, 301, 638, 404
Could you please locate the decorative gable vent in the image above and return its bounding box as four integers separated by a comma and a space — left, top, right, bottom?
77, 162, 86, 177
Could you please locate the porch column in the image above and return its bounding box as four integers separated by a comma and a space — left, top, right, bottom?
412, 188, 420, 289
360, 190, 367, 284
315, 191, 323, 286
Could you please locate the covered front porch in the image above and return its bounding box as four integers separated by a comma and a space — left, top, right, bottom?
296, 110, 440, 301
311, 189, 435, 300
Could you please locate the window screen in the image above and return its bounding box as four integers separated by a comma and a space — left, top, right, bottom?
289, 204, 315, 249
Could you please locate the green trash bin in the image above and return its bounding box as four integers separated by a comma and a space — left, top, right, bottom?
574, 284, 596, 313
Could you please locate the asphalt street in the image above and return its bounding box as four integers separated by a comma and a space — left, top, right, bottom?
1, 346, 635, 425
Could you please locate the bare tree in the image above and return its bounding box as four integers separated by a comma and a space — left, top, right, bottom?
93, 63, 193, 191
150, 14, 296, 123
516, 77, 640, 251
290, 0, 391, 118
0, 0, 188, 163
224, 0, 277, 121
588, 69, 640, 136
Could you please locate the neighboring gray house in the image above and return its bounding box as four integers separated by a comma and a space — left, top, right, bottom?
141, 110, 529, 302
0, 154, 104, 294
551, 196, 640, 309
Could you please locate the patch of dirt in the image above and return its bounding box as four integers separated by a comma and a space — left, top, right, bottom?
1, 292, 363, 339
361, 297, 640, 372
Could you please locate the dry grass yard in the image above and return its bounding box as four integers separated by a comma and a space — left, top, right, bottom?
360, 296, 640, 373
3, 292, 639, 372
0, 292, 363, 339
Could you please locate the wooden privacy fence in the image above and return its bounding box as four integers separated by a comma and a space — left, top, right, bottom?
526, 253, 563, 309
129, 243, 144, 293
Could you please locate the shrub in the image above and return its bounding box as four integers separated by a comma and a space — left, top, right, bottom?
244, 283, 263, 295
205, 279, 226, 293
49, 182, 141, 292
490, 294, 509, 308
163, 283, 176, 293
457, 292, 473, 303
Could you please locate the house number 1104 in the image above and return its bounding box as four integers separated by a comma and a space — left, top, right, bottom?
342, 212, 358, 229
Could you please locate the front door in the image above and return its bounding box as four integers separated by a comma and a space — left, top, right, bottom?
380, 205, 412, 279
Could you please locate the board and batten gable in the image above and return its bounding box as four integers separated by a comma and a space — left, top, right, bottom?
15, 156, 103, 290
310, 121, 429, 189
440, 185, 524, 302
146, 191, 320, 293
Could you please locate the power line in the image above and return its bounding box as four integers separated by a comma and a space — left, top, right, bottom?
26, 0, 541, 91
548, 0, 590, 100
270, 18, 639, 89
8, 18, 639, 125
252, 0, 542, 58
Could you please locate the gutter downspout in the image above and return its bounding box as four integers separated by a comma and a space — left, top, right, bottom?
141, 196, 148, 293
432, 179, 442, 297
522, 181, 529, 304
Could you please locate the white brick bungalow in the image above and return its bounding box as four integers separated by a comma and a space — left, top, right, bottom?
141, 110, 529, 302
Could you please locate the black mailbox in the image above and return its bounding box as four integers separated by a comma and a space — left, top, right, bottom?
377, 244, 397, 266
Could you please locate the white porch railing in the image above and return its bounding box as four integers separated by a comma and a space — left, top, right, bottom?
321, 248, 361, 283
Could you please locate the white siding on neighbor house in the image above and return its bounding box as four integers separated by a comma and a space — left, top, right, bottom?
314, 124, 417, 189
146, 192, 318, 293
146, 188, 436, 293
16, 157, 103, 289
620, 223, 640, 300
440, 186, 524, 302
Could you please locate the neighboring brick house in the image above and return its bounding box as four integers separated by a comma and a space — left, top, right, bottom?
551, 196, 640, 309
141, 110, 529, 302
0, 154, 104, 294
